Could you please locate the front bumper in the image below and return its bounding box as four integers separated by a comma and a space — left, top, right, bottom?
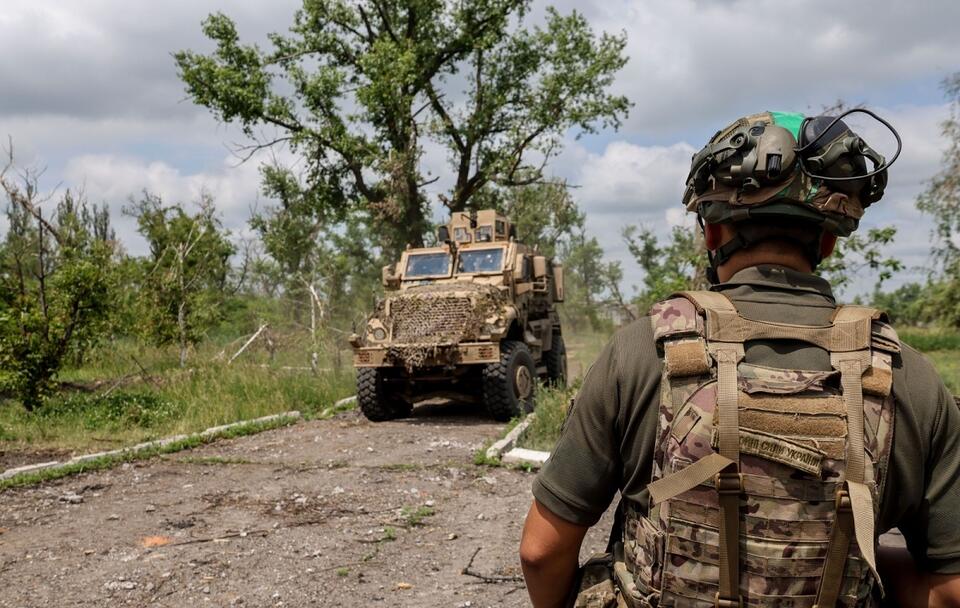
353, 342, 500, 368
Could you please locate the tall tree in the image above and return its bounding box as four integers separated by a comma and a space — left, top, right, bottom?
175, 0, 629, 255
622, 224, 708, 314
499, 180, 583, 259
917, 72, 960, 327
818, 226, 903, 296
496, 181, 622, 329
127, 192, 235, 367
0, 158, 115, 410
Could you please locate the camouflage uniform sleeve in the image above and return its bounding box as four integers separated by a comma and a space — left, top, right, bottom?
532, 319, 662, 526
882, 345, 960, 574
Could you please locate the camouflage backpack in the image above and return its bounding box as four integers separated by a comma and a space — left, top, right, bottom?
615, 291, 898, 608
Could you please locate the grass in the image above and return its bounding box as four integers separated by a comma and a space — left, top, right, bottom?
518, 383, 579, 452
0, 415, 299, 491
564, 327, 613, 380
472, 441, 500, 467
899, 328, 960, 353
927, 350, 960, 394
400, 505, 435, 527
0, 341, 355, 454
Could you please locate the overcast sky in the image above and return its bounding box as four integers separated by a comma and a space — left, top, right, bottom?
0, 0, 957, 297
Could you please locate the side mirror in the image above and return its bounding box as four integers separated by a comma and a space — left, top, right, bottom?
553, 264, 564, 302
382, 264, 400, 289
437, 225, 450, 243
533, 256, 548, 280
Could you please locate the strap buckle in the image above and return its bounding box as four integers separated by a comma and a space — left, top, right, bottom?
714, 471, 743, 495
835, 488, 852, 513
714, 592, 743, 608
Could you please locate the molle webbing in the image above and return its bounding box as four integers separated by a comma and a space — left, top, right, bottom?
642, 292, 895, 608
703, 312, 872, 352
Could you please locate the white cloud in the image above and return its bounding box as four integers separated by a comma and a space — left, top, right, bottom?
549, 0, 960, 138
0, 0, 301, 119
60, 153, 263, 255
0, 0, 954, 298
574, 141, 695, 214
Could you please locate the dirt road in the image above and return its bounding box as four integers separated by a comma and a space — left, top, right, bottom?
0, 403, 611, 608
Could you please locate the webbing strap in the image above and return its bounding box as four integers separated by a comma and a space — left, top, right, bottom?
677, 290, 737, 314
815, 354, 881, 607
838, 357, 866, 483
647, 452, 735, 505
815, 490, 854, 608
714, 345, 744, 606
832, 304, 883, 324
704, 311, 872, 352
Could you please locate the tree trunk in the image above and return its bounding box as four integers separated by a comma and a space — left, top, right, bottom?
178, 301, 188, 368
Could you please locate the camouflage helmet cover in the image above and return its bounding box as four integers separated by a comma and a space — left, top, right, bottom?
683, 111, 887, 237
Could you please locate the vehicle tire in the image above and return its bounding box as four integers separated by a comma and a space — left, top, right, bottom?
483, 340, 537, 422
356, 368, 412, 422
544, 330, 567, 387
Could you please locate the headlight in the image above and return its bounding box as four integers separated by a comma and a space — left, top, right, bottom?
369, 326, 387, 341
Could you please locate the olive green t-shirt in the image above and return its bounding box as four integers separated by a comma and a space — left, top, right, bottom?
533, 265, 960, 573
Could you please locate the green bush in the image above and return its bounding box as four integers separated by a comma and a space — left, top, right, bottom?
898, 329, 960, 352
519, 381, 580, 452
35, 391, 183, 431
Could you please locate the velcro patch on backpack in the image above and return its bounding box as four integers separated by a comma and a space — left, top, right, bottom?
664, 339, 711, 378
710, 427, 825, 476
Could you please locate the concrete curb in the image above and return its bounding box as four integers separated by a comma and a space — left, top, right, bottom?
502, 447, 550, 468
484, 413, 537, 460
483, 412, 551, 469
319, 395, 357, 418
0, 411, 302, 481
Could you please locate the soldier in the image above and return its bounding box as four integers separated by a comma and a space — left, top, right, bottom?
519, 111, 960, 607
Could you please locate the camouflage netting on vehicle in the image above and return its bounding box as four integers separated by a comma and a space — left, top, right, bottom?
375, 283, 507, 369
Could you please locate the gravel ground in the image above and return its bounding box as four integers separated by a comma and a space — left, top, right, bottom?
0, 402, 613, 608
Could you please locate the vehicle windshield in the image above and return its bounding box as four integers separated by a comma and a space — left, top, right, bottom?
457, 248, 504, 274
405, 252, 452, 278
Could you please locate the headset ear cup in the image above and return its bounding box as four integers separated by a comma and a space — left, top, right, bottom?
864, 169, 888, 205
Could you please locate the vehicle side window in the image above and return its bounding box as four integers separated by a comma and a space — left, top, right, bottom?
522, 256, 533, 281
475, 225, 493, 242
495, 220, 506, 237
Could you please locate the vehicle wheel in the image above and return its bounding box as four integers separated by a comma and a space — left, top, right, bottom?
356, 368, 412, 422
545, 330, 567, 387
483, 341, 537, 422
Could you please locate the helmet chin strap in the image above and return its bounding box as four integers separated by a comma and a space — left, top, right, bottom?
700, 217, 824, 284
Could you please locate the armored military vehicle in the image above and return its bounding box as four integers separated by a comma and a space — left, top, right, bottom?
350, 210, 566, 421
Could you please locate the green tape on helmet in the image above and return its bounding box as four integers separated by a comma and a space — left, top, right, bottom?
770, 111, 805, 140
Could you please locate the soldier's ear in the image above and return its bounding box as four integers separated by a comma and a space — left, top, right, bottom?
820, 233, 838, 259
704, 223, 724, 251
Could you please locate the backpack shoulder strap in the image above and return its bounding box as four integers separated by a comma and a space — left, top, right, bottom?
831, 304, 886, 323
818, 304, 889, 606
676, 290, 738, 314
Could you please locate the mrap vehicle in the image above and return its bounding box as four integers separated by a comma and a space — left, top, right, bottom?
350, 210, 566, 421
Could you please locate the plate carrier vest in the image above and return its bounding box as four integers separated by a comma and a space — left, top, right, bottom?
616, 291, 898, 608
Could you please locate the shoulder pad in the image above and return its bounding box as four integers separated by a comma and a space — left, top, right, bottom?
870, 319, 900, 354
649, 297, 703, 343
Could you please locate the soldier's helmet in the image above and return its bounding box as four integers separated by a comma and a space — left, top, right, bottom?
683, 110, 900, 237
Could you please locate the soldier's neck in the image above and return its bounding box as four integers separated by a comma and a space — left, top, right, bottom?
716, 248, 813, 283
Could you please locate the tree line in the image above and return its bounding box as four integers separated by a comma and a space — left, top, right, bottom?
1, 1, 957, 411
